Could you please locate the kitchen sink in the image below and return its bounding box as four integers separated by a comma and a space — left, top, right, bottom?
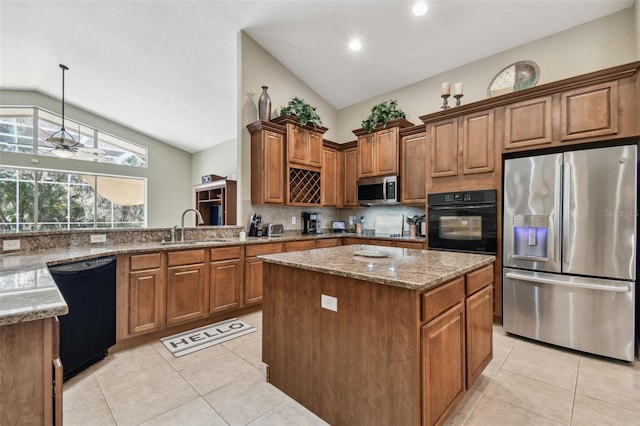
160, 238, 232, 245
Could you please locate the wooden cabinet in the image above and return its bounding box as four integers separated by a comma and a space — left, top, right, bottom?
285, 239, 316, 252
394, 240, 424, 249
244, 242, 283, 306
560, 81, 619, 142
400, 126, 427, 204
286, 122, 323, 168
357, 126, 400, 178
321, 144, 343, 207
504, 96, 553, 150
195, 179, 237, 226
209, 246, 243, 314
465, 264, 494, 388
316, 238, 341, 248
248, 121, 286, 205
166, 250, 207, 326
343, 146, 358, 206
0, 317, 61, 426
127, 253, 165, 335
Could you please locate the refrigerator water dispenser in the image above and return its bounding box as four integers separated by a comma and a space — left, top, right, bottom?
512, 215, 549, 260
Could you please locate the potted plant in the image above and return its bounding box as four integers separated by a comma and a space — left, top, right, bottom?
279, 97, 323, 128
361, 99, 406, 132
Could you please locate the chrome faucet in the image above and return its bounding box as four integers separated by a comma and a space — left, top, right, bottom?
180, 208, 204, 242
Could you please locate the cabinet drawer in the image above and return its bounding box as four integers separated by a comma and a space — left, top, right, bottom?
130, 253, 161, 271
285, 240, 316, 252
394, 241, 424, 249
369, 239, 394, 247
316, 238, 341, 248
342, 237, 365, 245
210, 246, 242, 261
466, 264, 494, 296
421, 277, 465, 323
245, 242, 284, 257
167, 249, 205, 267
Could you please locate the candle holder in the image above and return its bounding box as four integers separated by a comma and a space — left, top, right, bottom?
441, 94, 451, 110
454, 93, 463, 107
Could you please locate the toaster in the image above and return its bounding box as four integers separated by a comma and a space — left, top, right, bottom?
266, 223, 284, 237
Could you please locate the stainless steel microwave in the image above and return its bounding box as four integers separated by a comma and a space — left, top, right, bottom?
357, 176, 399, 205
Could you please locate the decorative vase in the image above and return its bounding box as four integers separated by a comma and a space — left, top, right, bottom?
258, 86, 271, 121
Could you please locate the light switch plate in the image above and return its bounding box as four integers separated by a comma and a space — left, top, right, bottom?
291, 216, 297, 225
3, 239, 21, 251
321, 294, 338, 312
90, 234, 107, 243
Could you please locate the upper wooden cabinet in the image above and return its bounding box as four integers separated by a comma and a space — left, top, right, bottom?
248, 121, 286, 205
353, 118, 413, 179
400, 126, 427, 204
343, 146, 358, 207
286, 122, 323, 168
429, 118, 458, 178
321, 141, 344, 207
462, 109, 495, 175
504, 96, 553, 150
560, 81, 619, 142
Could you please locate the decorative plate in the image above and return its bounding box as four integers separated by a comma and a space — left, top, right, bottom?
488, 60, 540, 97
353, 249, 389, 258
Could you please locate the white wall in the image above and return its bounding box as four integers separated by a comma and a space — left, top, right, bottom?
334, 8, 637, 142
0, 89, 193, 228
192, 138, 237, 184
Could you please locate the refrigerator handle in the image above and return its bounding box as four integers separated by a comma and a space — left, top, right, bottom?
505, 272, 630, 293
554, 159, 562, 264
562, 162, 571, 268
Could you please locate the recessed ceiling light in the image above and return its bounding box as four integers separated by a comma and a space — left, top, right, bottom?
349, 39, 362, 51
412, 1, 428, 16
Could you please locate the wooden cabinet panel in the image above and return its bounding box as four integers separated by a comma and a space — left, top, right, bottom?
430, 119, 458, 178
375, 127, 399, 176
316, 238, 341, 248
343, 148, 358, 206
341, 237, 364, 245
421, 277, 465, 324
462, 110, 494, 175
466, 264, 494, 296
504, 96, 553, 150
167, 263, 207, 325
369, 239, 393, 247
394, 241, 424, 249
129, 268, 164, 334
321, 148, 337, 206
210, 246, 242, 261
401, 131, 427, 204
466, 285, 493, 388
167, 249, 205, 267
561, 81, 619, 141
250, 126, 286, 205
357, 133, 376, 178
422, 303, 465, 426
244, 257, 265, 306
308, 131, 323, 167
130, 253, 161, 271
285, 240, 316, 252
288, 124, 307, 165
245, 242, 283, 257
210, 259, 242, 313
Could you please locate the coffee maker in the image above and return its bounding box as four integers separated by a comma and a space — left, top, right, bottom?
302, 211, 322, 234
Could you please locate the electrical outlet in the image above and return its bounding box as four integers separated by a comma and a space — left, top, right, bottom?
3, 239, 21, 251
291, 216, 297, 225
321, 294, 338, 312
90, 234, 107, 243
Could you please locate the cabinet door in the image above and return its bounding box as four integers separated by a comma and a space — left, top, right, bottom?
357, 133, 376, 178
462, 110, 494, 175
244, 257, 264, 305
430, 119, 458, 178
210, 259, 242, 313
166, 264, 206, 325
287, 124, 307, 165
560, 81, 619, 141
343, 148, 358, 206
375, 127, 399, 176
262, 130, 285, 204
466, 285, 493, 388
308, 130, 323, 167
421, 303, 465, 426
401, 131, 427, 204
321, 148, 337, 206
129, 268, 164, 335
504, 96, 552, 150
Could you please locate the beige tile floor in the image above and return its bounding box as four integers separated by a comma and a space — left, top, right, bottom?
64, 311, 640, 425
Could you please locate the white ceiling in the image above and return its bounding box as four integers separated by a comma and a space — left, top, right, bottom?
0, 0, 633, 153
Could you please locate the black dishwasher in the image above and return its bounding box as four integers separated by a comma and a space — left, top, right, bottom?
49, 256, 116, 381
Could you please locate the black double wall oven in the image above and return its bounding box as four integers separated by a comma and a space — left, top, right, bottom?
427, 189, 497, 254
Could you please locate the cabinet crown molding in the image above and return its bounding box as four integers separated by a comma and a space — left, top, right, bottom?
271, 114, 328, 134
352, 118, 414, 136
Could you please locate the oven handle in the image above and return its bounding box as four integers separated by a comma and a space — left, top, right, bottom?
505, 272, 630, 293
428, 204, 497, 210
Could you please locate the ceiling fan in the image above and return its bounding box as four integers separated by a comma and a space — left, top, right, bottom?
39, 64, 105, 159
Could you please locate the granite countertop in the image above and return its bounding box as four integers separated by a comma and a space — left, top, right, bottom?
259, 244, 495, 291
0, 232, 426, 326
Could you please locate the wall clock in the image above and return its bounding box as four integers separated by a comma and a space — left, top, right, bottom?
487, 60, 540, 97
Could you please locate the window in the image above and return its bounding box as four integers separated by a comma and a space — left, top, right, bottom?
0, 166, 146, 232
0, 106, 147, 167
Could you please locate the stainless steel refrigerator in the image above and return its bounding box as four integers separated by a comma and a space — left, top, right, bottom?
503, 144, 637, 361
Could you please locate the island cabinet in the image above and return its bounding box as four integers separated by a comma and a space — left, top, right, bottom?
400, 126, 427, 204
0, 317, 62, 426
262, 246, 494, 426
465, 265, 494, 388
122, 253, 166, 336
166, 250, 207, 326
353, 118, 413, 179
209, 246, 243, 314
342, 144, 358, 206
248, 120, 287, 205
244, 242, 283, 306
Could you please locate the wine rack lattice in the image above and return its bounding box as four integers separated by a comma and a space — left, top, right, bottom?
289, 167, 321, 205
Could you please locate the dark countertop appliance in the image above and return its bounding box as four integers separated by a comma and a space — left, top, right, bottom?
302, 211, 322, 234
48, 256, 116, 380
427, 189, 497, 254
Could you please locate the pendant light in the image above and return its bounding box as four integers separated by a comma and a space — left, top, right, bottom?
48, 64, 80, 150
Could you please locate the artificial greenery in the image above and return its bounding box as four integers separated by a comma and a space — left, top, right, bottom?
361, 99, 406, 132
279, 97, 323, 128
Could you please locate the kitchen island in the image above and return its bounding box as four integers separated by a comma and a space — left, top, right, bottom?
260, 245, 495, 426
